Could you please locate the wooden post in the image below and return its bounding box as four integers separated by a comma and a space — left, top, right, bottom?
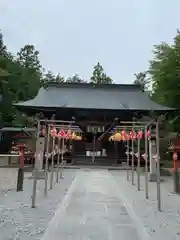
16, 147, 25, 192
44, 125, 50, 196
137, 138, 140, 191
60, 138, 64, 178
144, 126, 149, 199
32, 120, 40, 208
126, 140, 130, 181
173, 151, 179, 193
56, 137, 61, 183
50, 137, 55, 189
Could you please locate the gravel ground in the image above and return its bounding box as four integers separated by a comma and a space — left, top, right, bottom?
0, 168, 77, 240
111, 170, 180, 240
1, 168, 179, 240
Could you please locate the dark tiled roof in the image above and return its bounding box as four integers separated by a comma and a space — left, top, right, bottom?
15, 83, 172, 111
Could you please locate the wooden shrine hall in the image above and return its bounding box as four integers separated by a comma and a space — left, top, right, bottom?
14, 82, 172, 165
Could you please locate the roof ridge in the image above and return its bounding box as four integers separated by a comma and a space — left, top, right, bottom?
46, 82, 141, 90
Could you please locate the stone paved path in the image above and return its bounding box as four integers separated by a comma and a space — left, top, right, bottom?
41, 169, 143, 240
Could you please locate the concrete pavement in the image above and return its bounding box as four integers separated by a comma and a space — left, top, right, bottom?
41, 169, 144, 240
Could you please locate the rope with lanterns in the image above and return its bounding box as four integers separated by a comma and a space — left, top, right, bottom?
109, 129, 151, 142
108, 128, 151, 160
40, 125, 83, 160
108, 130, 136, 142
41, 125, 82, 140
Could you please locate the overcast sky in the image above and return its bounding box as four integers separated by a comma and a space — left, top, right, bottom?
0, 0, 179, 83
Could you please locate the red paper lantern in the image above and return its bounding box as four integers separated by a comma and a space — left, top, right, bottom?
121, 130, 126, 137
146, 130, 151, 139
129, 131, 136, 140
65, 130, 72, 139
137, 130, 143, 139
51, 127, 57, 138
173, 152, 178, 161
58, 129, 66, 138
125, 133, 130, 141
129, 131, 132, 140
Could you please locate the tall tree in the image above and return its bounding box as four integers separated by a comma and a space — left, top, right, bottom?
0, 34, 42, 124
66, 74, 85, 83
133, 71, 149, 91
16, 45, 42, 99
149, 30, 180, 132
149, 36, 179, 107
90, 62, 113, 84
17, 45, 41, 71
0, 31, 6, 55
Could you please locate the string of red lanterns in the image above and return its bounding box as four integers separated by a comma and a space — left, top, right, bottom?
46, 126, 82, 140
109, 129, 151, 142
41, 126, 151, 141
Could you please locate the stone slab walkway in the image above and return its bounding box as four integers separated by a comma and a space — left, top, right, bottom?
41, 169, 144, 240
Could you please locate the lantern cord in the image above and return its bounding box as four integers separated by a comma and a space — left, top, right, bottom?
97, 121, 115, 141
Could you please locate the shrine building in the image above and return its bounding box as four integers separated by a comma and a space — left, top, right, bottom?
15, 82, 172, 165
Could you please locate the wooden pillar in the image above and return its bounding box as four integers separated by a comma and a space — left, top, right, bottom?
72, 140, 75, 164
172, 151, 180, 193
115, 142, 118, 164
149, 139, 157, 182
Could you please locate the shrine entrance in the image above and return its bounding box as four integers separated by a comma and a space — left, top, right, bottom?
72, 123, 126, 165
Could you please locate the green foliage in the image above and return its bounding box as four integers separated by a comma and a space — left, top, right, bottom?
133, 71, 149, 91
149, 32, 180, 108
41, 71, 65, 86
0, 31, 6, 55
66, 74, 85, 83
0, 33, 42, 125
148, 30, 180, 132
90, 62, 113, 84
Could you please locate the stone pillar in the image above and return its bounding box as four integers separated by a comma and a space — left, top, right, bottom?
149, 139, 157, 182
35, 137, 45, 170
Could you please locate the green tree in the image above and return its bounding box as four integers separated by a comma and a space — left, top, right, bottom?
16, 44, 42, 99
56, 73, 65, 83
149, 30, 180, 132
66, 74, 85, 83
0, 33, 43, 124
149, 42, 176, 106
0, 31, 6, 55
42, 71, 65, 86
133, 71, 149, 91
17, 45, 41, 71
42, 71, 55, 85
90, 62, 113, 84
